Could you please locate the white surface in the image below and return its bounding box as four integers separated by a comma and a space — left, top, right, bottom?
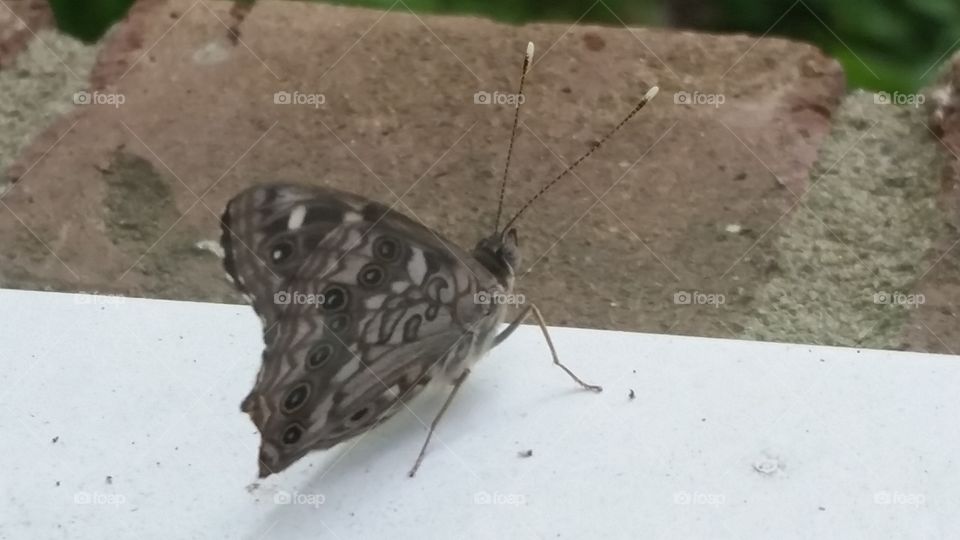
1, 289, 958, 539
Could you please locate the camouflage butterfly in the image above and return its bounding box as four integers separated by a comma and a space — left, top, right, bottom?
220, 42, 659, 478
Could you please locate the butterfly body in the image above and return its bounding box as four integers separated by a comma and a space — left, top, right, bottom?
221, 184, 519, 476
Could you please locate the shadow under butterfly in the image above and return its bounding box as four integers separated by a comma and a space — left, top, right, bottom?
219, 41, 659, 478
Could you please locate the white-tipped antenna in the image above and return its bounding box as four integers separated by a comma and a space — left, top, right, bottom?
492, 41, 535, 235
501, 84, 660, 232
644, 85, 659, 102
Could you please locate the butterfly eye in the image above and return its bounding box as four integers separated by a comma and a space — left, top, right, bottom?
327, 314, 350, 333
283, 383, 311, 413
321, 286, 349, 311
306, 342, 335, 369
373, 237, 401, 262
358, 263, 386, 288
269, 240, 295, 264
282, 424, 303, 445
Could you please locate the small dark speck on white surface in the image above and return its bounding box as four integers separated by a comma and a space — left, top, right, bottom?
55, 481, 60, 486
51, 436, 59, 443
628, 389, 635, 400
818, 506, 826, 511
518, 449, 533, 458
245, 483, 259, 493
106, 476, 113, 484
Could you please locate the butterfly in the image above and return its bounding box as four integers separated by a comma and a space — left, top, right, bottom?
220, 42, 659, 478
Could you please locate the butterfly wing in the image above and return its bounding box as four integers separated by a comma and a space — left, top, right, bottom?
220, 184, 375, 327
223, 184, 505, 477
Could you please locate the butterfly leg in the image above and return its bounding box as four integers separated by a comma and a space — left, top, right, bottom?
408, 369, 471, 478
495, 303, 603, 393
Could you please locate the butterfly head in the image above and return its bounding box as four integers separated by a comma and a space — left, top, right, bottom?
473, 228, 520, 287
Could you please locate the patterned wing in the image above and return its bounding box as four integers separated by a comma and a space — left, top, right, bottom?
228, 185, 505, 477
220, 184, 372, 327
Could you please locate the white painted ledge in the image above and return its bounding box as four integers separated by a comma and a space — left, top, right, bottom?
1, 289, 958, 539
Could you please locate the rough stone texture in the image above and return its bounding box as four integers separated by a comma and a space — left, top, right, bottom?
0, 0, 53, 68
903, 52, 960, 354
0, 30, 97, 178
0, 1, 847, 340
0, 0, 95, 182
741, 91, 943, 350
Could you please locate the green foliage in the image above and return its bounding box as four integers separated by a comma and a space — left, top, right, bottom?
45, 0, 960, 91
708, 0, 960, 91
47, 0, 136, 42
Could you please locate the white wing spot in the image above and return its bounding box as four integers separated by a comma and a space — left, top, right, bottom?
408, 247, 427, 285
384, 384, 401, 399
391, 281, 409, 293
365, 294, 387, 309
195, 239, 225, 258
332, 355, 360, 384
344, 211, 362, 223
287, 205, 307, 230
345, 230, 363, 249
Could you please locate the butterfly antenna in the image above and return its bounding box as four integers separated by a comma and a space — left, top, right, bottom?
502, 85, 660, 232
492, 41, 535, 235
